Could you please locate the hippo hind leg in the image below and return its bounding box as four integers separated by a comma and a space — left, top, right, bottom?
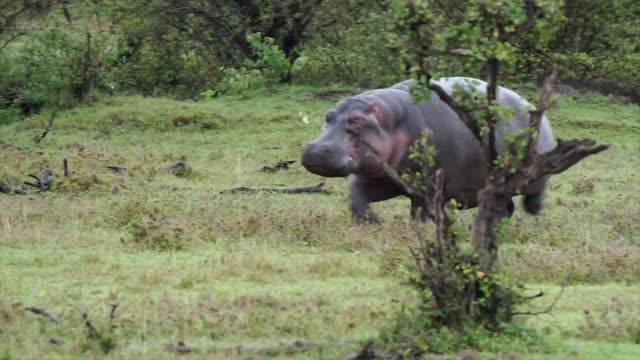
410, 197, 430, 222
523, 193, 543, 214
521, 176, 549, 215
505, 199, 515, 218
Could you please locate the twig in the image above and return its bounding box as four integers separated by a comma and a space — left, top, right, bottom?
512, 273, 571, 316
433, 169, 446, 262
485, 58, 499, 165
259, 160, 296, 173
346, 130, 421, 198
0, 32, 23, 52
109, 303, 119, 333
33, 112, 57, 143
527, 68, 558, 159
63, 158, 70, 177
24, 168, 53, 191
426, 80, 481, 143
82, 313, 101, 340
106, 166, 127, 173
26, 307, 59, 324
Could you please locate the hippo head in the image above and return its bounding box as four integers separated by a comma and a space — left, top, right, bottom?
302, 98, 393, 178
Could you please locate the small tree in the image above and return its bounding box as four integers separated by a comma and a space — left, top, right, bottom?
357, 0, 609, 338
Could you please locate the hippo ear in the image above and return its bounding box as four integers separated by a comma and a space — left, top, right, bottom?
325, 110, 337, 124
368, 103, 384, 124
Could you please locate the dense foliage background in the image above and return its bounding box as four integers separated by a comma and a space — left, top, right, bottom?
1, 0, 638, 122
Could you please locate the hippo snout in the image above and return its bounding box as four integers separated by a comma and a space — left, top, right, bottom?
302, 142, 356, 177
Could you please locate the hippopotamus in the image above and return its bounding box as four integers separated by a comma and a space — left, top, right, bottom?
301, 77, 556, 222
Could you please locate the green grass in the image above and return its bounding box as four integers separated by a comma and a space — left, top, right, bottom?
1, 86, 639, 358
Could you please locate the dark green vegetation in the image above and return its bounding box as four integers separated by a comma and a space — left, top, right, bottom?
1, 88, 639, 358
1, 0, 640, 358
1, 0, 639, 121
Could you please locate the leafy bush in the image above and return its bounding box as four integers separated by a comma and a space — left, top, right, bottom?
18, 29, 93, 109
212, 33, 290, 96
379, 306, 545, 355
0, 28, 104, 117
105, 27, 215, 98
291, 15, 401, 87
244, 33, 290, 82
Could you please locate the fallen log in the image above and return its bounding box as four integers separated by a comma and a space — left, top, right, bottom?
221, 182, 326, 194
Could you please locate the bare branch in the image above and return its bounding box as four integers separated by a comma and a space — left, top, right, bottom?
527, 68, 558, 159
26, 307, 59, 324
33, 112, 57, 144
433, 169, 446, 262
82, 313, 101, 340
531, 139, 609, 177
513, 273, 571, 316
486, 58, 499, 165
63, 158, 69, 177
426, 81, 482, 142
109, 303, 119, 333
347, 130, 422, 199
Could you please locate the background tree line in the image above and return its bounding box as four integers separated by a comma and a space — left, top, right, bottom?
1, 0, 638, 123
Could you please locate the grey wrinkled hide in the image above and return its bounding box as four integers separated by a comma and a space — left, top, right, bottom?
301, 77, 556, 223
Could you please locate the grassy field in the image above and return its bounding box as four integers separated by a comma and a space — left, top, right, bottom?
1, 86, 639, 359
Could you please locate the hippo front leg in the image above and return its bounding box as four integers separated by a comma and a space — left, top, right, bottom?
350, 177, 402, 224
410, 197, 430, 222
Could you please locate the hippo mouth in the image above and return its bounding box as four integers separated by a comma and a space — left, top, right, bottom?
302, 157, 357, 178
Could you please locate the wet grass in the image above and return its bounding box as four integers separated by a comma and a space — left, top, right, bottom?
1, 86, 639, 358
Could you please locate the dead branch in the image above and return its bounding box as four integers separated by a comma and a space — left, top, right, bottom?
512, 275, 570, 316
221, 182, 327, 194
33, 112, 57, 144
24, 168, 53, 191
527, 68, 558, 160
259, 160, 296, 173
109, 303, 119, 333
425, 81, 481, 142
346, 130, 422, 199
26, 306, 59, 324
166, 340, 199, 354
509, 139, 609, 195
62, 0, 73, 24
532, 139, 609, 176
106, 166, 127, 174
82, 312, 101, 340
485, 58, 499, 165
433, 169, 447, 262
63, 158, 70, 177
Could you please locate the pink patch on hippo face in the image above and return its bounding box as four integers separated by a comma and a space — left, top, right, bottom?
369, 104, 385, 125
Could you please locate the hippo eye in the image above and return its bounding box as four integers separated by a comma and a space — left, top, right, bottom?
348, 116, 364, 126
